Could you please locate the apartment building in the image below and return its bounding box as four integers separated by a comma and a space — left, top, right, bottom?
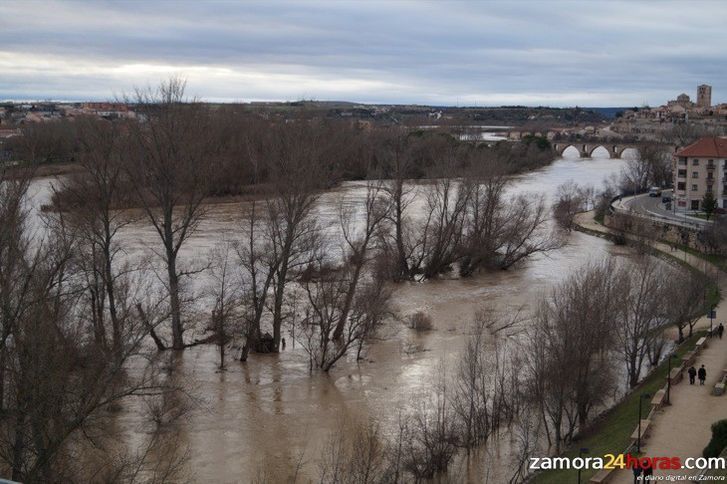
674, 137, 727, 210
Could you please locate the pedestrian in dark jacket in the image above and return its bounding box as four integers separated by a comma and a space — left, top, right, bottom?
698, 365, 707, 385
688, 366, 697, 385
719, 323, 724, 340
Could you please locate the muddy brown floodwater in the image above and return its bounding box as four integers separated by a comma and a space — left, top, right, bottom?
26, 151, 644, 482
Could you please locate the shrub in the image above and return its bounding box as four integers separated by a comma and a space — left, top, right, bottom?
409, 311, 433, 331
703, 420, 727, 458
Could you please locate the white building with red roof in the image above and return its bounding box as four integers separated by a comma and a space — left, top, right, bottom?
673, 137, 727, 210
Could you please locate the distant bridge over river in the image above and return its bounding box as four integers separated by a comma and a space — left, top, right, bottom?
551, 142, 639, 159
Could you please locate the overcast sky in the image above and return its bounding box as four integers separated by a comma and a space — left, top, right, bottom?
1, 0, 726, 107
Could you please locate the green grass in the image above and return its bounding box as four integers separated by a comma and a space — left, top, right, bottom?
534, 332, 705, 484
672, 243, 727, 273
691, 212, 718, 221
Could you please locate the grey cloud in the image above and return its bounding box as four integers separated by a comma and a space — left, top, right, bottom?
1, 0, 727, 105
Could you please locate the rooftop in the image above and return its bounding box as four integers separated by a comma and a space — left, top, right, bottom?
676, 137, 727, 158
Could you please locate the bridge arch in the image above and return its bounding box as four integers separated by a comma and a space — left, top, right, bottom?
554, 143, 586, 158
587, 145, 612, 158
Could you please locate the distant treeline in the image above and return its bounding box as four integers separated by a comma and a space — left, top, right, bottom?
8, 109, 555, 201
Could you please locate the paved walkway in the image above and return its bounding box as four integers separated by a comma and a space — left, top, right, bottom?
575, 211, 727, 482
612, 335, 727, 483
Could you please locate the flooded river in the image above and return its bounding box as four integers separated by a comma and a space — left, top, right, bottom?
26, 151, 635, 482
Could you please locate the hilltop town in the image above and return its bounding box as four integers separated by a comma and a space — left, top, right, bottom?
612, 84, 727, 138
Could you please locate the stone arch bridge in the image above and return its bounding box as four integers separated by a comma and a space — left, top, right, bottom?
552, 142, 639, 159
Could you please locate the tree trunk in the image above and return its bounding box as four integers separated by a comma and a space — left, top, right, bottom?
167, 252, 184, 350
333, 259, 364, 341
11, 413, 25, 482
104, 237, 121, 355
272, 274, 286, 352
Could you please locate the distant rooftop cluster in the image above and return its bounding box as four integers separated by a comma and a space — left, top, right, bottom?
611, 84, 727, 138
0, 102, 136, 127
620, 84, 726, 122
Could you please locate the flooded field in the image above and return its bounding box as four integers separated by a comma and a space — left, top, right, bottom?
26, 152, 637, 482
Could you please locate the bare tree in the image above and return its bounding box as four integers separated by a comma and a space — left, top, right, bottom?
264, 121, 327, 352
418, 177, 470, 279
317, 420, 387, 484
381, 130, 418, 281
700, 216, 727, 255
12, 119, 78, 165
298, 261, 390, 372
615, 256, 668, 388
208, 242, 241, 369
452, 311, 517, 450
0, 208, 181, 482
125, 78, 214, 349
661, 124, 716, 147
400, 369, 458, 480
0, 167, 35, 411
524, 260, 621, 451
234, 200, 278, 358
460, 165, 563, 275
507, 416, 542, 484
552, 180, 587, 231
664, 267, 710, 342
332, 181, 390, 340
620, 142, 671, 193
54, 117, 134, 358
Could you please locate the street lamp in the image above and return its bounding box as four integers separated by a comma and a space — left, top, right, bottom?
577, 447, 589, 484
666, 353, 679, 404
637, 393, 651, 453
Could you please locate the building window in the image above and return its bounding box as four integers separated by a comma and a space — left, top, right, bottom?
677, 182, 686, 190
693, 159, 700, 165
692, 200, 700, 210
723, 199, 727, 209
693, 172, 699, 178
678, 169, 687, 177
679, 158, 687, 165
692, 184, 698, 191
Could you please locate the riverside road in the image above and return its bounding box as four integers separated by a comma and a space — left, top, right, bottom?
615, 190, 711, 229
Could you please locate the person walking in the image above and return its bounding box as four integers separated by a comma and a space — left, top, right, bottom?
698, 365, 707, 385
719, 323, 724, 340
632, 462, 642, 483
688, 366, 697, 385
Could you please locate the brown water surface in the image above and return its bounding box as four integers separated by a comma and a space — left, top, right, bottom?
26, 153, 639, 482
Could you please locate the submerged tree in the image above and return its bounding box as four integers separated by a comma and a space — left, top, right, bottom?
452, 310, 518, 450
0, 183, 185, 482
460, 164, 563, 276
55, 117, 134, 358
126, 78, 215, 349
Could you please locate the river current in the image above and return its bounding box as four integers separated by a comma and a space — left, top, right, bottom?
25, 149, 636, 482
